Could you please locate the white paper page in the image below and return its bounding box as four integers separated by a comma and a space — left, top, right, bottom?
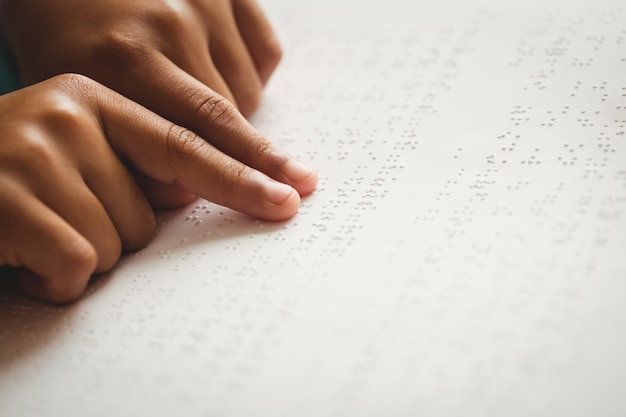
1, 0, 625, 416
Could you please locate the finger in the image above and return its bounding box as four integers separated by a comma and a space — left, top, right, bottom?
132, 172, 197, 210
177, 53, 239, 113
80, 25, 242, 114
75, 127, 157, 251
30, 170, 122, 273
232, 0, 283, 85
17, 268, 80, 305
5, 75, 156, 256
95, 89, 302, 221
0, 111, 123, 273
1, 190, 96, 303
104, 56, 318, 199
202, 1, 263, 116
147, 13, 240, 111
79, 77, 197, 211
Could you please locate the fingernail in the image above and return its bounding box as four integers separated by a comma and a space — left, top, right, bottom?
266, 180, 296, 205
285, 159, 316, 182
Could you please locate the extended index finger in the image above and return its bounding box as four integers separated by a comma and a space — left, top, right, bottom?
111, 54, 318, 198
92, 84, 304, 221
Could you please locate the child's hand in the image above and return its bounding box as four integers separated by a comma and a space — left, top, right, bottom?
0, 74, 317, 303
1, 0, 282, 118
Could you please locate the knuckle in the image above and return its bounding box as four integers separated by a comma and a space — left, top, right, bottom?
192, 94, 238, 132
148, 5, 190, 36
29, 81, 92, 133
53, 73, 108, 104
8, 128, 61, 175
252, 139, 273, 165
41, 101, 84, 130
94, 29, 152, 67
217, 159, 248, 207
229, 160, 248, 188
165, 125, 206, 170
0, 112, 87, 182
50, 73, 97, 93
129, 5, 198, 51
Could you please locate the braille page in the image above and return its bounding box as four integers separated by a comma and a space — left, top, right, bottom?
1, 0, 625, 416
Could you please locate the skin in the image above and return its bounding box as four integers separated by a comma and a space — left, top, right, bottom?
1, 0, 280, 115
0, 1, 318, 302
0, 75, 317, 304
1, 0, 300, 208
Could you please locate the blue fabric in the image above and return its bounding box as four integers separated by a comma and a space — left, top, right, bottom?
0, 29, 20, 95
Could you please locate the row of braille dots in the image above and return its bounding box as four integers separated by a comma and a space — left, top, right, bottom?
423, 18, 585, 237
491, 136, 605, 169
349, 24, 477, 131
570, 81, 615, 103
105, 278, 280, 377
510, 103, 616, 129
490, 132, 621, 177
294, 26, 458, 258
299, 164, 389, 259
413, 11, 622, 265
183, 203, 213, 226
490, 131, 539, 166
406, 23, 498, 231
149, 201, 253, 274
251, 24, 482, 262
327, 29, 463, 135
181, 202, 241, 242
509, 13, 625, 70
405, 17, 518, 222
315, 177, 373, 259
378, 25, 483, 200
497, 94, 622, 167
